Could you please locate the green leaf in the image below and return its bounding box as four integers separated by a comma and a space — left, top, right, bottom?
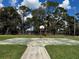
47, 2, 59, 7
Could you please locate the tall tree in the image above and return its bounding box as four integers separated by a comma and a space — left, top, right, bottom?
19, 6, 30, 34
0, 7, 21, 34
32, 7, 46, 33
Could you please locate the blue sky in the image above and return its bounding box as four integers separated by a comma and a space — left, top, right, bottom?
0, 0, 79, 16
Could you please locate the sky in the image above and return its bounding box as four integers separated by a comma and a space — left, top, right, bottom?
0, 0, 79, 16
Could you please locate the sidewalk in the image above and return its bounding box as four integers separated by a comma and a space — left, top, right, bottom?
21, 46, 51, 59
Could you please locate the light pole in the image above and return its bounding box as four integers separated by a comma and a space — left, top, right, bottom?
44, 20, 48, 35
74, 16, 76, 36
73, 7, 76, 36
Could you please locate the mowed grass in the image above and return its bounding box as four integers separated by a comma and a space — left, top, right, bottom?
0, 35, 40, 40
0, 35, 79, 40
46, 45, 79, 59
0, 45, 26, 59
0, 35, 48, 40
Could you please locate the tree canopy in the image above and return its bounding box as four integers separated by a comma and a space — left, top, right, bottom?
0, 1, 78, 35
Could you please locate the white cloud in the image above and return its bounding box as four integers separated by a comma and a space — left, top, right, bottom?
20, 0, 41, 9
0, 0, 4, 8
27, 0, 36, 3
26, 13, 33, 18
24, 13, 33, 22
0, 3, 4, 7
59, 0, 71, 9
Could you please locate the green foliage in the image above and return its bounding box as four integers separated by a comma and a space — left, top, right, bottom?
19, 6, 30, 12
47, 2, 59, 7
0, 7, 21, 34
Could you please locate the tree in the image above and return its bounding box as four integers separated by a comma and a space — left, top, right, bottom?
66, 16, 74, 35
32, 6, 46, 34
19, 6, 30, 34
0, 7, 21, 34
31, 2, 69, 35
44, 6, 68, 34
47, 2, 59, 7
74, 13, 79, 35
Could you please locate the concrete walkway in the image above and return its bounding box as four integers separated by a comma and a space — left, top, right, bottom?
21, 46, 51, 59
0, 38, 79, 45
21, 41, 51, 59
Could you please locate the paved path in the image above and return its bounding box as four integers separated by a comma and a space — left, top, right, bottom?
21, 46, 51, 59
0, 38, 79, 45
21, 41, 51, 59
1, 38, 79, 59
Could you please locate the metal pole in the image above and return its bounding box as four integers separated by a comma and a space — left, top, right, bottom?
74, 7, 76, 36
22, 15, 25, 34
74, 17, 76, 36
23, 15, 24, 34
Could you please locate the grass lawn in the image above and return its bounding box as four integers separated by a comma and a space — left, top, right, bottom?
46, 45, 79, 59
0, 35, 47, 40
0, 45, 26, 59
0, 35, 79, 40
